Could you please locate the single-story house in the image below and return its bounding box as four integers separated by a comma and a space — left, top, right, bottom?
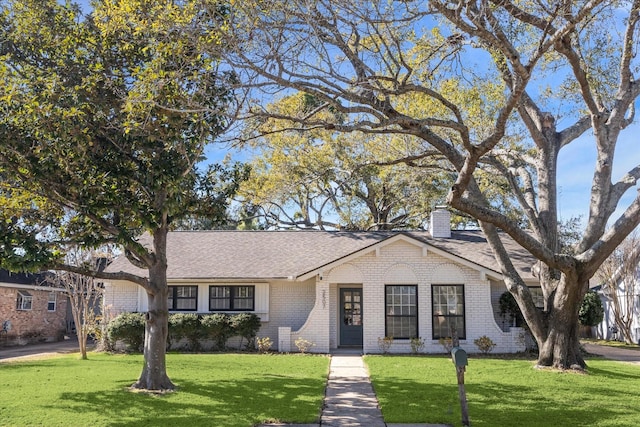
0, 270, 69, 347
103, 209, 538, 354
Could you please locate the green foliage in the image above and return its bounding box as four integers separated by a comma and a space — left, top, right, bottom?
109, 312, 263, 352
579, 291, 605, 327
499, 291, 525, 326
240, 92, 455, 230
107, 312, 145, 353
201, 313, 233, 350
0, 0, 245, 388
230, 313, 262, 349
168, 313, 203, 351
0, 0, 242, 270
474, 335, 496, 354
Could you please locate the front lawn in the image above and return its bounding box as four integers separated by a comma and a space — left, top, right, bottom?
0, 352, 329, 427
366, 355, 640, 427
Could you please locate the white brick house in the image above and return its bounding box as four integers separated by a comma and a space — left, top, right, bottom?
103, 209, 537, 354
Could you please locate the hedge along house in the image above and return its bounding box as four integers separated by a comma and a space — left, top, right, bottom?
103, 209, 538, 354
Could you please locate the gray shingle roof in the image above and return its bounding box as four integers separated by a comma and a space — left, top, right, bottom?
106, 230, 536, 281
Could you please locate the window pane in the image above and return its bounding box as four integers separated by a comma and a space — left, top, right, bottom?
47, 292, 56, 311
432, 285, 465, 339
210, 299, 230, 310
529, 287, 544, 308
17, 291, 33, 311
385, 285, 417, 339
168, 286, 197, 311
209, 285, 254, 311
210, 286, 230, 298
176, 299, 196, 310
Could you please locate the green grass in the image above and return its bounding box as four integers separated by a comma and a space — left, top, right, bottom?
366, 355, 640, 427
0, 352, 329, 427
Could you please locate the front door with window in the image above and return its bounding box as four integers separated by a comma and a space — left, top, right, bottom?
340, 288, 363, 346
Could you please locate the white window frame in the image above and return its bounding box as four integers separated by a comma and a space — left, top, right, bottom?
17, 290, 33, 311
47, 292, 57, 312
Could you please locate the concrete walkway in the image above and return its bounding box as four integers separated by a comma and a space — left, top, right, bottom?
321, 354, 386, 426
260, 354, 449, 427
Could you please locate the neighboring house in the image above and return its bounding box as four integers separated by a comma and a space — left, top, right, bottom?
103, 208, 538, 354
593, 265, 640, 344
0, 270, 69, 347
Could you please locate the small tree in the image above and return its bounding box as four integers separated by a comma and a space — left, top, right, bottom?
46, 250, 108, 360
599, 233, 640, 344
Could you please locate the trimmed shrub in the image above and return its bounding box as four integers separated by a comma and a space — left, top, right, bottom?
256, 336, 273, 354
169, 313, 203, 351
579, 291, 604, 327
230, 313, 261, 349
107, 312, 145, 352
294, 337, 315, 353
201, 313, 233, 350
377, 336, 394, 354
499, 291, 524, 327
474, 335, 496, 354
410, 337, 425, 354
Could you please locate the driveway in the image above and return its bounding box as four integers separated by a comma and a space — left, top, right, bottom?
0, 338, 83, 362
583, 342, 640, 364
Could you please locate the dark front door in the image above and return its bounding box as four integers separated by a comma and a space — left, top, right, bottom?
340, 288, 363, 346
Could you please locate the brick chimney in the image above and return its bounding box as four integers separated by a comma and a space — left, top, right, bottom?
430, 206, 451, 238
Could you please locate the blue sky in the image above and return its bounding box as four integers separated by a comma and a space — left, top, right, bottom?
557, 126, 638, 226
73, 0, 639, 229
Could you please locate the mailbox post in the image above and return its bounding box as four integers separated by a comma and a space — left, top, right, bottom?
451, 347, 470, 426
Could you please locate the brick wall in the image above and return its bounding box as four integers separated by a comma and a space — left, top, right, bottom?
319, 239, 526, 354
0, 287, 68, 346
261, 279, 315, 348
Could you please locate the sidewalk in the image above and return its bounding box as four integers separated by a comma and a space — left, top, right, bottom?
260, 354, 450, 427
583, 341, 640, 364
0, 337, 81, 362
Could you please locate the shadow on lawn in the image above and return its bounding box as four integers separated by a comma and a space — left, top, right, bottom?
56, 376, 324, 427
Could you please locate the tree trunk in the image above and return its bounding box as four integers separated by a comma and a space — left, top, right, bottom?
78, 326, 88, 360
536, 275, 587, 370
131, 288, 174, 391
131, 228, 174, 391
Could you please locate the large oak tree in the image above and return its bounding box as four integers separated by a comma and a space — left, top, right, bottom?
222, 0, 640, 369
0, 0, 245, 390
